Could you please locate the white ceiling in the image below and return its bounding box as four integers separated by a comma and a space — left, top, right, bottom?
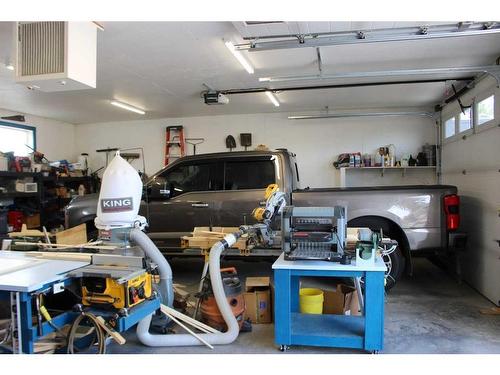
0, 21, 499, 124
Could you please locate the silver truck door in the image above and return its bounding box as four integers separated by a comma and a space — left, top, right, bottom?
146, 160, 218, 249
210, 156, 278, 227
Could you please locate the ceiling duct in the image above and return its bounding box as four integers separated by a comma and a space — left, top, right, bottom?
288, 111, 436, 120
235, 22, 500, 51
259, 65, 500, 87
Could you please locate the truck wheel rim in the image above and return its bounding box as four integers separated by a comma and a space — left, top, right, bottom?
382, 254, 393, 280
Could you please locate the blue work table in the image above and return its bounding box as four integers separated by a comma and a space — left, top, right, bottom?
0, 251, 159, 354
272, 253, 386, 353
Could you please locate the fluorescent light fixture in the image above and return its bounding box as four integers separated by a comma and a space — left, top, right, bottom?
265, 91, 280, 107
224, 41, 254, 74
110, 100, 146, 115
4, 63, 14, 71
259, 77, 271, 82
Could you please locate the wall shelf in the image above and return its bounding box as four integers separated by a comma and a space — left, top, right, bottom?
339, 166, 437, 187
0, 171, 97, 231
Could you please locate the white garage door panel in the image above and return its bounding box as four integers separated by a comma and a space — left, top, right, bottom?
443, 132, 500, 306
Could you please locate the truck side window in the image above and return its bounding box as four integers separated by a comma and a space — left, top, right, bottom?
224, 160, 275, 190
156, 162, 215, 197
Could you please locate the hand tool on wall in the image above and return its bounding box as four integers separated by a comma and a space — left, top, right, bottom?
225, 135, 236, 151
185, 138, 205, 155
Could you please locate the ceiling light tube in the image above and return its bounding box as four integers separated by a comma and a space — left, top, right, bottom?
4, 63, 14, 71
110, 100, 146, 115
265, 91, 280, 107
224, 41, 254, 74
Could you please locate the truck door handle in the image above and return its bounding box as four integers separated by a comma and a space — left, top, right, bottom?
191, 202, 209, 208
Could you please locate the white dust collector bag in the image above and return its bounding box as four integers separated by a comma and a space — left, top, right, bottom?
95, 152, 144, 229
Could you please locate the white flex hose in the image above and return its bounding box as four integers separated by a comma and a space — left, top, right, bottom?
130, 229, 174, 307
136, 232, 241, 347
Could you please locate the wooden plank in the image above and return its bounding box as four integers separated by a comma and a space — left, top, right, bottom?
95, 316, 126, 345
56, 224, 87, 245
25, 251, 93, 262
193, 227, 240, 235
182, 236, 247, 251
479, 307, 500, 315
160, 304, 219, 334
8, 224, 48, 238
162, 310, 214, 349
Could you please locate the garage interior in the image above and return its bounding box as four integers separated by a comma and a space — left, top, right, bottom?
0, 16, 499, 359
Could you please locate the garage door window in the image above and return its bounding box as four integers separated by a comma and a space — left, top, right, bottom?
0, 122, 36, 156
224, 160, 275, 190
458, 108, 472, 133
444, 117, 456, 139
477, 95, 495, 126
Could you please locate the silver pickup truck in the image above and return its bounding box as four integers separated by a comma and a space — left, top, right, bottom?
65, 149, 460, 289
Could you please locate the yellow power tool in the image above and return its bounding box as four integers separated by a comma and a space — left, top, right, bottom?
252, 184, 286, 224
82, 272, 153, 309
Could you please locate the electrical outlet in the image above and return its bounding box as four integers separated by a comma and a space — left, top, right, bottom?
52, 282, 64, 294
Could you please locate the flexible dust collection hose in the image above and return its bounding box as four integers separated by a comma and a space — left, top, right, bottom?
130, 228, 174, 307
136, 230, 244, 347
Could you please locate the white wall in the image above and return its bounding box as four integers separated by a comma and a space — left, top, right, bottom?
0, 108, 77, 161
75, 111, 436, 188
440, 77, 500, 306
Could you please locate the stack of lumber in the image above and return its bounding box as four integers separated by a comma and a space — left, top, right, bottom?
181, 227, 248, 251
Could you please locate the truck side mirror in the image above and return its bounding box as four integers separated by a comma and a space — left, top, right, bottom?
147, 181, 171, 200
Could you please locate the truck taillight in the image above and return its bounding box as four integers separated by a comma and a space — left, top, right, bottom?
444, 194, 460, 231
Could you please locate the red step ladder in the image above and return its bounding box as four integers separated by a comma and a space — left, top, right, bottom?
164, 126, 185, 166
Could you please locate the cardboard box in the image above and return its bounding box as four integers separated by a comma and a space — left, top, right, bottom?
24, 213, 40, 229
243, 276, 272, 324
323, 284, 361, 316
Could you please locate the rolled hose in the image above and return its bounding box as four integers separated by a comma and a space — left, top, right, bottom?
136, 231, 243, 347
130, 228, 174, 307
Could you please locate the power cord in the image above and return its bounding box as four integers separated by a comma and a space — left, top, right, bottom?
67, 311, 107, 354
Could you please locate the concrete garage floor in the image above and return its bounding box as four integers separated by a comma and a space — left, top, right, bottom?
109, 257, 500, 354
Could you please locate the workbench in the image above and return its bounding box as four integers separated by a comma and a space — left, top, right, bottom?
0, 251, 160, 354
273, 253, 386, 353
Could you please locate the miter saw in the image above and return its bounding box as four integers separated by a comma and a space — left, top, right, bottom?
246, 184, 286, 246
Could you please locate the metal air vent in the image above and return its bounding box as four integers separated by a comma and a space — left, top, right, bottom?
18, 22, 65, 77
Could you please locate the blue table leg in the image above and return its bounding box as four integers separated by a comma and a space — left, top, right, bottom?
290, 275, 300, 313
363, 271, 384, 352
19, 292, 34, 354
274, 269, 292, 346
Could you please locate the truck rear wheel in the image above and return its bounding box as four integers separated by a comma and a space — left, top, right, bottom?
382, 246, 404, 290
